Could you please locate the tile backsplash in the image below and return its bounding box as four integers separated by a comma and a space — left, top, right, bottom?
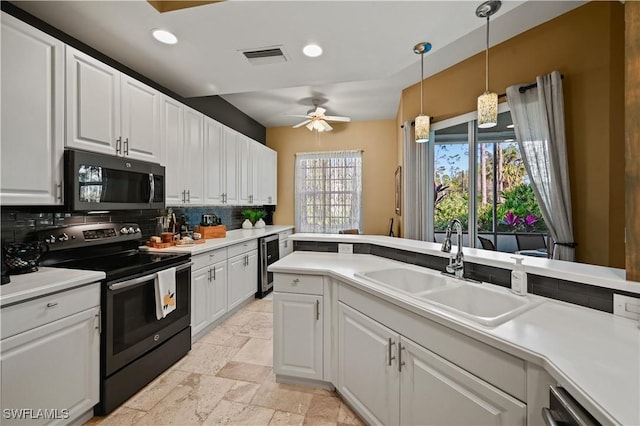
1, 205, 275, 244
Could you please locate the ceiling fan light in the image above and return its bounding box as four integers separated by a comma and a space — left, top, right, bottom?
152, 29, 178, 45
303, 44, 323, 58
415, 114, 430, 143
477, 91, 498, 128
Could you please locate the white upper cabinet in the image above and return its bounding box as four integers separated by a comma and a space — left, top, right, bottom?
257, 144, 277, 205
222, 127, 239, 205
1, 12, 65, 205
237, 134, 253, 205
204, 117, 224, 205
182, 107, 204, 205
161, 95, 184, 205
66, 47, 161, 163
120, 75, 161, 163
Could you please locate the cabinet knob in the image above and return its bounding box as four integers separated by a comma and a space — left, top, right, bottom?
292, 278, 299, 285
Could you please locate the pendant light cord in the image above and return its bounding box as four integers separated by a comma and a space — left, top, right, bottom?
485, 16, 490, 92
420, 52, 424, 115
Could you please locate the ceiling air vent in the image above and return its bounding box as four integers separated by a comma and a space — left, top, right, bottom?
240, 46, 288, 65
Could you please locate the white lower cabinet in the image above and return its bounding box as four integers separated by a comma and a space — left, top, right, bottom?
227, 241, 258, 311
0, 283, 100, 426
337, 301, 526, 426
273, 292, 323, 380
191, 249, 228, 340
337, 302, 399, 425
400, 337, 526, 426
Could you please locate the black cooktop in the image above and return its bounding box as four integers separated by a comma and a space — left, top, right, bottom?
50, 250, 190, 282
36, 222, 190, 282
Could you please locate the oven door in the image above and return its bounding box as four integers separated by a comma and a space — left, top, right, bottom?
103, 262, 191, 376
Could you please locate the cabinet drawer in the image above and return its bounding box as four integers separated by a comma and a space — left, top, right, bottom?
278, 229, 294, 240
192, 247, 228, 271
274, 274, 323, 295
227, 239, 257, 258
1, 282, 100, 340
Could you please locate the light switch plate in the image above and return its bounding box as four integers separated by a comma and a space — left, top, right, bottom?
338, 243, 353, 254
613, 294, 640, 321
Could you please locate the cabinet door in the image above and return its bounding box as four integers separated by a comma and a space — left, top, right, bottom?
209, 261, 228, 323
279, 238, 293, 258
1, 13, 64, 205
248, 140, 259, 204
66, 47, 120, 155
258, 146, 277, 205
273, 292, 323, 380
191, 267, 210, 338
399, 336, 526, 426
237, 135, 252, 205
121, 75, 160, 163
0, 307, 100, 426
161, 96, 184, 204
227, 254, 247, 311
222, 128, 239, 204
204, 117, 225, 204
338, 302, 400, 426
244, 250, 258, 299
183, 108, 204, 204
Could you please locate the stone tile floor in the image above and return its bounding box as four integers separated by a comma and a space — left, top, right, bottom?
85, 297, 365, 426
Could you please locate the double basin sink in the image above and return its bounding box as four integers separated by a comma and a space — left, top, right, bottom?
354, 266, 542, 327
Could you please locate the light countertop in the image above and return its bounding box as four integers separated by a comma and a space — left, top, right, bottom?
290, 233, 640, 295
0, 267, 105, 307
142, 225, 294, 255
269, 251, 640, 426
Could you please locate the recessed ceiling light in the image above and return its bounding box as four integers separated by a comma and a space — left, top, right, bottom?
302, 44, 322, 58
152, 29, 178, 45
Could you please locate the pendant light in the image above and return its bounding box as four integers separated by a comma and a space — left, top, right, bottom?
476, 0, 501, 128
413, 42, 432, 143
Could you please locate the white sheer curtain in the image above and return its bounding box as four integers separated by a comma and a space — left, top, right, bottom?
506, 71, 576, 261
294, 150, 363, 234
402, 121, 429, 241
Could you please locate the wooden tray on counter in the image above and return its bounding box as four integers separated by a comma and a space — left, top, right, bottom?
146, 239, 206, 249
195, 225, 227, 239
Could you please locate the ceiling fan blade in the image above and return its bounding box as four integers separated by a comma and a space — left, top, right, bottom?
319, 120, 333, 132
293, 119, 312, 128
315, 107, 326, 116
324, 115, 351, 122
288, 114, 313, 118
306, 122, 315, 131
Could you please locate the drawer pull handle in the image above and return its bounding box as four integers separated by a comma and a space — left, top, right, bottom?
388, 338, 396, 366
398, 344, 406, 372
316, 299, 320, 320
292, 278, 299, 285
46, 302, 58, 308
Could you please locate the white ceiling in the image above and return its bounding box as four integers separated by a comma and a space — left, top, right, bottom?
13, 0, 585, 128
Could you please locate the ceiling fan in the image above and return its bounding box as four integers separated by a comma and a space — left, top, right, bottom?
291, 102, 351, 132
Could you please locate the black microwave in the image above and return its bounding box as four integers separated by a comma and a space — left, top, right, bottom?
64, 149, 165, 211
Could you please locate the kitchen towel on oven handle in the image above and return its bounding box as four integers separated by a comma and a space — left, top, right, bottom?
155, 267, 177, 320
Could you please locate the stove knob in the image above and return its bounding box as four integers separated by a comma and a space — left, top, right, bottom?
58, 233, 69, 242
134, 227, 141, 234
46, 235, 56, 244
120, 227, 129, 234
128, 227, 135, 234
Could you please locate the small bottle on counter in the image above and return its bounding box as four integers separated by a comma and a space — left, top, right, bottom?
510, 257, 528, 296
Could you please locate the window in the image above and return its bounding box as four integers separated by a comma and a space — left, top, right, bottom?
295, 150, 362, 233
429, 109, 546, 251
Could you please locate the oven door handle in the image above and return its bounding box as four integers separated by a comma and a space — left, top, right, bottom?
108, 262, 193, 291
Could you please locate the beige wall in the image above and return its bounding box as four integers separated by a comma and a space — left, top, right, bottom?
266, 120, 397, 235
398, 2, 625, 268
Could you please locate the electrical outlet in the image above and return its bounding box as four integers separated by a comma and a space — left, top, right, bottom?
338, 243, 353, 254
613, 294, 640, 321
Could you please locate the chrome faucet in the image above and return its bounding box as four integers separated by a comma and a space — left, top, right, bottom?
441, 219, 464, 278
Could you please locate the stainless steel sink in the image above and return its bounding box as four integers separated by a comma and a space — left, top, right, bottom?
417, 284, 542, 326
355, 267, 455, 294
